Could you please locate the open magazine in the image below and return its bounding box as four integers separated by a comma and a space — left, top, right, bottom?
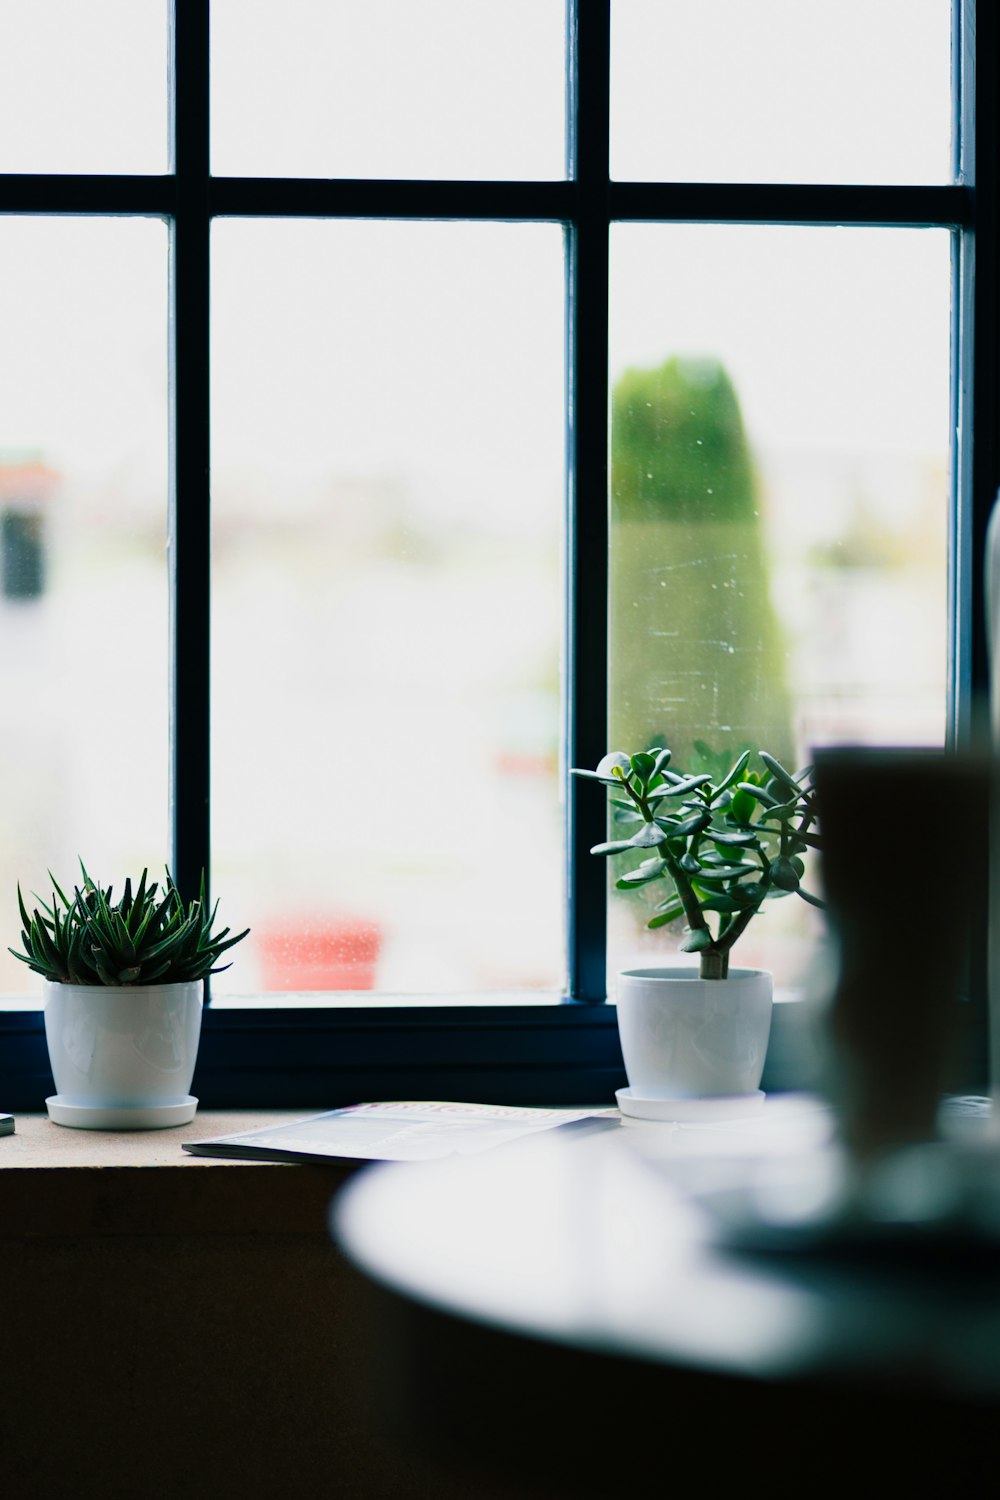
182, 1100, 618, 1164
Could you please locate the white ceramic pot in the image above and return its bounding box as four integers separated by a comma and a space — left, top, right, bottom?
43, 979, 203, 1129
615, 966, 773, 1109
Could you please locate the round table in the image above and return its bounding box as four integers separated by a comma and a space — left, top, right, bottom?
333, 1097, 1000, 1497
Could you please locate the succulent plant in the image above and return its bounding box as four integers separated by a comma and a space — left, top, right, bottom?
573, 746, 824, 980
10, 864, 249, 986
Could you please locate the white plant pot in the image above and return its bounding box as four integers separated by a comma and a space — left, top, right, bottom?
615, 966, 773, 1120
43, 979, 203, 1129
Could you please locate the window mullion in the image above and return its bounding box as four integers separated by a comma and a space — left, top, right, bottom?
951, 0, 998, 1088
566, 0, 611, 1000
952, 0, 1000, 744
168, 0, 212, 909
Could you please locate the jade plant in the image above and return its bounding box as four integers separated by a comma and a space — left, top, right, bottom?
10, 864, 249, 986
573, 746, 823, 979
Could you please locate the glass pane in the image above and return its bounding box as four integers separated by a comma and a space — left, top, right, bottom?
0, 1, 168, 174
0, 219, 168, 997
608, 224, 951, 990
211, 0, 566, 181
212, 220, 565, 996
611, 0, 953, 185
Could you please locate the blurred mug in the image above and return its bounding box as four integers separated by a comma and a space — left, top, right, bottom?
812, 745, 988, 1161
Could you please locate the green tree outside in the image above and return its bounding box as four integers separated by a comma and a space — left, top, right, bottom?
609, 355, 793, 776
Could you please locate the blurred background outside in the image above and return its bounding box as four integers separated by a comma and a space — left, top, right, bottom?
0, 0, 951, 999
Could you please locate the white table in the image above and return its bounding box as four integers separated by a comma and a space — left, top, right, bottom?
333, 1095, 1000, 1496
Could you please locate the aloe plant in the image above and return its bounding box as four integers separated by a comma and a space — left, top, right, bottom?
10, 864, 249, 986
573, 746, 823, 980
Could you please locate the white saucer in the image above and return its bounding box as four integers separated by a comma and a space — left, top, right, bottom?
45, 1096, 198, 1130
616, 1088, 765, 1122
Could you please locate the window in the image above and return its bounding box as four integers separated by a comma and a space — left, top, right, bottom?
0, 2, 993, 1107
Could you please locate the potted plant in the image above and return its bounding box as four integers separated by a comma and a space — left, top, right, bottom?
573, 746, 823, 1118
10, 865, 248, 1130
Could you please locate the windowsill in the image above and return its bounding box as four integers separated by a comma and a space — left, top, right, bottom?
0, 1110, 362, 1238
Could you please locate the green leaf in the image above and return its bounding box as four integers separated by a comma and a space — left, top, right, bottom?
16, 885, 33, 936
590, 838, 637, 857
680, 928, 712, 952
732, 881, 767, 907
729, 787, 759, 824
646, 773, 712, 801
207, 927, 251, 958
596, 752, 632, 781
737, 781, 780, 807
770, 856, 801, 892
628, 822, 671, 849
629, 751, 657, 782
139, 960, 174, 983
615, 859, 668, 889
651, 747, 673, 776
755, 798, 800, 823
31, 917, 60, 969
706, 833, 758, 853
664, 810, 711, 839
797, 887, 827, 909
46, 869, 75, 911
648, 902, 685, 929
698, 894, 742, 913
692, 862, 759, 883
138, 915, 200, 966
610, 805, 644, 828
714, 749, 752, 795
111, 910, 137, 961
125, 870, 150, 935
8, 946, 41, 973
759, 752, 802, 794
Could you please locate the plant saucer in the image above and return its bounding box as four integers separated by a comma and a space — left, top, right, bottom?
616, 1087, 765, 1123
45, 1095, 198, 1130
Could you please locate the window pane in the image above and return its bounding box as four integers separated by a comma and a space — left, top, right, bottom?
611, 0, 953, 185
0, 219, 168, 996
0, 1, 168, 174
608, 224, 951, 989
212, 220, 565, 996
211, 0, 566, 181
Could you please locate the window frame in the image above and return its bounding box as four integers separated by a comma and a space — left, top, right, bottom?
0, 0, 993, 1109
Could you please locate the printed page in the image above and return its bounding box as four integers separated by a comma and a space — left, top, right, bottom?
186, 1100, 615, 1162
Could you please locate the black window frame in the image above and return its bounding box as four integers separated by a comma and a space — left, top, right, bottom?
0, 0, 994, 1109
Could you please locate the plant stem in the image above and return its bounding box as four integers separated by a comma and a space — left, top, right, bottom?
656, 841, 711, 938
716, 899, 764, 958
631, 775, 714, 953
699, 949, 729, 980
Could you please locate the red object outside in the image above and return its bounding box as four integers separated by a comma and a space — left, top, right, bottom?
257, 921, 382, 991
